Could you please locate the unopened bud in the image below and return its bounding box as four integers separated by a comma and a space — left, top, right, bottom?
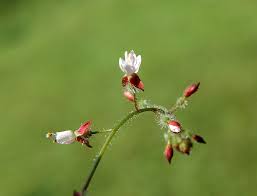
192, 134, 206, 144
168, 120, 181, 133
123, 91, 135, 102
178, 139, 193, 155
184, 82, 200, 97
122, 76, 129, 87
73, 190, 81, 196
164, 143, 173, 164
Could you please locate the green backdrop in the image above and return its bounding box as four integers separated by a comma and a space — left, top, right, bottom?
1, 1, 257, 195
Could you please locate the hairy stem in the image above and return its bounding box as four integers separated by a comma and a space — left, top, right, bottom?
81, 107, 164, 195
133, 92, 139, 111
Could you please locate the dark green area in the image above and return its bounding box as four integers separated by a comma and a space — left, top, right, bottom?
0, 1, 256, 195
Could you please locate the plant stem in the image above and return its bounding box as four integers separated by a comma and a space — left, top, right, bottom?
81, 107, 163, 195
133, 92, 139, 111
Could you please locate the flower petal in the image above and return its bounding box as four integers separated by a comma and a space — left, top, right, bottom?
127, 50, 136, 66
123, 64, 135, 75
134, 55, 141, 73
119, 58, 126, 73
55, 130, 76, 144
124, 51, 128, 61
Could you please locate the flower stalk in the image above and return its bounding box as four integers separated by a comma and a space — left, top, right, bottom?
81, 106, 162, 195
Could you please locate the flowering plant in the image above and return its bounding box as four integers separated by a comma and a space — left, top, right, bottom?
46, 50, 206, 196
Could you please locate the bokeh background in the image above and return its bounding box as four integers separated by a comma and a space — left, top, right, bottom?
1, 0, 257, 195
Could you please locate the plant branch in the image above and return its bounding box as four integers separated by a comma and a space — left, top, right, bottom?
81, 106, 164, 195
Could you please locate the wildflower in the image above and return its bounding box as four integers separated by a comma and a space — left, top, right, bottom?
168, 120, 181, 133
46, 121, 92, 147
119, 50, 144, 91
119, 50, 141, 75
184, 82, 200, 97
164, 143, 173, 164
123, 91, 135, 102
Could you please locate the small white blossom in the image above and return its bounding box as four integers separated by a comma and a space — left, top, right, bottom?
119, 50, 141, 75
46, 121, 92, 147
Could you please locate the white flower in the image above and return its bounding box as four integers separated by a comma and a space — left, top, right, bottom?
119, 50, 141, 75
46, 121, 92, 146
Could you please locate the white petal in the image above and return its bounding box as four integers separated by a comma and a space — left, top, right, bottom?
134, 55, 141, 73
123, 64, 135, 75
124, 51, 128, 61
56, 130, 76, 144
127, 50, 136, 66
119, 58, 126, 73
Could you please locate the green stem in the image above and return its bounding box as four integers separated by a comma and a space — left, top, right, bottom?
81, 107, 163, 195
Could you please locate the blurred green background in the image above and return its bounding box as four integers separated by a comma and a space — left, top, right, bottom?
1, 0, 257, 195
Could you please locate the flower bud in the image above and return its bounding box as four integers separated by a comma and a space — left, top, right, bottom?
122, 76, 129, 87
73, 190, 81, 196
164, 143, 173, 164
192, 134, 206, 144
123, 91, 135, 102
184, 82, 200, 97
178, 139, 193, 155
168, 120, 181, 133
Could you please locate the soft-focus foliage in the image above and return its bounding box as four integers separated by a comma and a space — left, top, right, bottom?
0, 1, 257, 196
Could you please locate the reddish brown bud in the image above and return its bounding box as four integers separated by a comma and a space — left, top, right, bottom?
184, 82, 200, 97
123, 91, 135, 102
164, 143, 174, 164
122, 76, 129, 87
73, 190, 81, 196
129, 73, 144, 91
192, 134, 206, 144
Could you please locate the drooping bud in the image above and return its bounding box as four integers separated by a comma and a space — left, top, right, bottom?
123, 91, 135, 102
164, 143, 173, 164
178, 139, 193, 155
129, 73, 144, 91
192, 134, 206, 144
73, 190, 81, 196
168, 120, 181, 133
184, 82, 200, 97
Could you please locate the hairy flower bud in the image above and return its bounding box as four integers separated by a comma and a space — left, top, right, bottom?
168, 120, 181, 133
164, 143, 173, 164
192, 134, 206, 144
123, 91, 135, 102
184, 82, 200, 97
178, 139, 193, 155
